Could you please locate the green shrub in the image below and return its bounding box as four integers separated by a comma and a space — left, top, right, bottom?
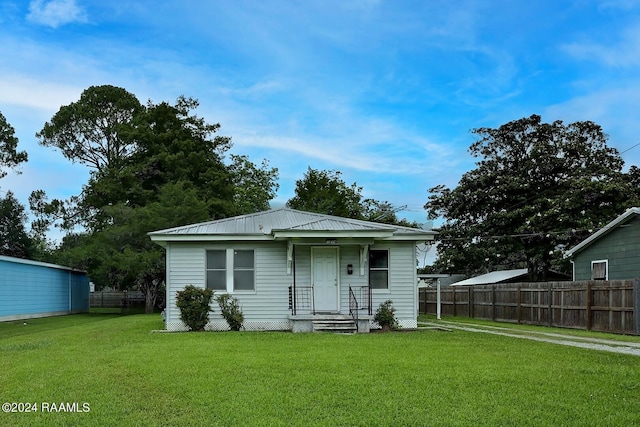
175, 285, 213, 331
215, 294, 245, 331
374, 300, 399, 331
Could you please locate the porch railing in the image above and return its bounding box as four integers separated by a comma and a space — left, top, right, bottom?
349, 285, 372, 332
349, 286, 359, 329
288, 285, 314, 315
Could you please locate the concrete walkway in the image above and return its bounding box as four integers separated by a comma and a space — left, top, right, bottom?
418, 320, 640, 357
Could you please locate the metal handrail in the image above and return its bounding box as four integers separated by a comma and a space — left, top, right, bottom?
349, 286, 359, 331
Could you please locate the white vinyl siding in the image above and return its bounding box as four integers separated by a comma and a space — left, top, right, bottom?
164, 241, 419, 331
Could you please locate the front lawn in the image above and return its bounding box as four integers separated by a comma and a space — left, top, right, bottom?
1, 314, 639, 426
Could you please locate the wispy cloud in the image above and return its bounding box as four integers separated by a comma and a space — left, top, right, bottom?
27, 0, 87, 28
562, 23, 640, 67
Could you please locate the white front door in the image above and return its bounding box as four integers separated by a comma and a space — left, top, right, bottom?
312, 247, 339, 312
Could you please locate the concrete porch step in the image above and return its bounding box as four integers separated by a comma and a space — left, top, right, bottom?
312, 318, 357, 334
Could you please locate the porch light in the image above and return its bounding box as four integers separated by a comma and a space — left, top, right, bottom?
347, 264, 353, 275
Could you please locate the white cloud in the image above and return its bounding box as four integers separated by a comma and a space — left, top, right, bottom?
562, 23, 640, 68
27, 0, 87, 28
0, 74, 81, 112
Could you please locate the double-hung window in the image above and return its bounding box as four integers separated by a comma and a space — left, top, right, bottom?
369, 249, 389, 289
206, 249, 255, 292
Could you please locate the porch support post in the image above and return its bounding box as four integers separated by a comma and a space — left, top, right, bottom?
359, 245, 369, 276
436, 279, 441, 320
292, 242, 297, 315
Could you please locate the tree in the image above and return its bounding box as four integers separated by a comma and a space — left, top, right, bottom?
229, 154, 279, 214
0, 111, 28, 178
0, 191, 36, 258
425, 115, 636, 279
35, 86, 280, 313
287, 167, 416, 226
36, 85, 142, 172
287, 168, 369, 218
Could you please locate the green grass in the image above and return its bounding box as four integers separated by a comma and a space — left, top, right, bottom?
2, 314, 640, 426
420, 314, 640, 343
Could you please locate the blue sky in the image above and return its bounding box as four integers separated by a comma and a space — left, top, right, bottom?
1, 0, 640, 232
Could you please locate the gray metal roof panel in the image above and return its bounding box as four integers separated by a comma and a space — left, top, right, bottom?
149, 207, 437, 237
450, 269, 528, 286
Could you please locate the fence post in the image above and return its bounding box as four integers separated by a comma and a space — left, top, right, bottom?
468, 287, 473, 319
517, 284, 522, 324
452, 287, 456, 317
548, 282, 553, 327
586, 281, 592, 331
492, 284, 496, 321
634, 278, 640, 336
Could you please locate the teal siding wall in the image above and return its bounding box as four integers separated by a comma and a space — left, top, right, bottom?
573, 216, 640, 280
0, 256, 90, 321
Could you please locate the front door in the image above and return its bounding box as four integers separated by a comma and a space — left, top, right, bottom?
312, 247, 339, 312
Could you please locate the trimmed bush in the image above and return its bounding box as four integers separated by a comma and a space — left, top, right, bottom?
215, 294, 244, 331
175, 285, 213, 331
374, 300, 399, 331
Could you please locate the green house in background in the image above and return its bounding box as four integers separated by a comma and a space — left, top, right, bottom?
565, 207, 640, 281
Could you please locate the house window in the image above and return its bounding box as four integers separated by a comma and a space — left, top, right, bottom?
206, 250, 226, 291
591, 260, 608, 280
206, 249, 255, 292
233, 250, 255, 291
369, 249, 389, 289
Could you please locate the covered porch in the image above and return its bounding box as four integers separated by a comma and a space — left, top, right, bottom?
282, 239, 374, 333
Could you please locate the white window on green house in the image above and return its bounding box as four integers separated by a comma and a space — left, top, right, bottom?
206, 249, 255, 292
591, 260, 608, 280
369, 249, 389, 289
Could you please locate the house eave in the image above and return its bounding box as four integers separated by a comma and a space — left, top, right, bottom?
149, 233, 273, 246
564, 207, 640, 258
271, 230, 395, 239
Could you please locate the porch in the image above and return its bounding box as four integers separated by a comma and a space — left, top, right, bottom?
288, 284, 372, 333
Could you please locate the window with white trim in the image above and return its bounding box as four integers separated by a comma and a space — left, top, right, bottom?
369, 249, 389, 289
206, 250, 226, 291
206, 249, 255, 292
591, 260, 608, 280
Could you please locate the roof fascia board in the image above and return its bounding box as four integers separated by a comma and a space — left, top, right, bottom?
564, 208, 640, 257
271, 230, 394, 239
149, 234, 272, 243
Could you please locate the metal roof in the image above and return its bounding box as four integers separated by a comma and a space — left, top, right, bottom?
564, 207, 640, 258
148, 208, 437, 242
450, 269, 528, 286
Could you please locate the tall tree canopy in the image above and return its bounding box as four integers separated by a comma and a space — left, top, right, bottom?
36, 85, 143, 172
426, 114, 637, 279
34, 85, 279, 311
0, 191, 36, 259
0, 111, 28, 178
287, 167, 416, 226
287, 168, 364, 218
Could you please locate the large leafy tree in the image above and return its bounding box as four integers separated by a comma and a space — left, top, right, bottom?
286, 167, 417, 226
0, 191, 36, 259
0, 111, 28, 178
287, 168, 364, 218
426, 115, 637, 279
36, 85, 142, 172
229, 154, 279, 214
36, 87, 280, 312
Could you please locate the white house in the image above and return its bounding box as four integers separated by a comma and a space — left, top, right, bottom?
149, 208, 436, 332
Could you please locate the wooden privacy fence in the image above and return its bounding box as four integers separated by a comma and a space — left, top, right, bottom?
90, 291, 145, 308
419, 279, 640, 335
